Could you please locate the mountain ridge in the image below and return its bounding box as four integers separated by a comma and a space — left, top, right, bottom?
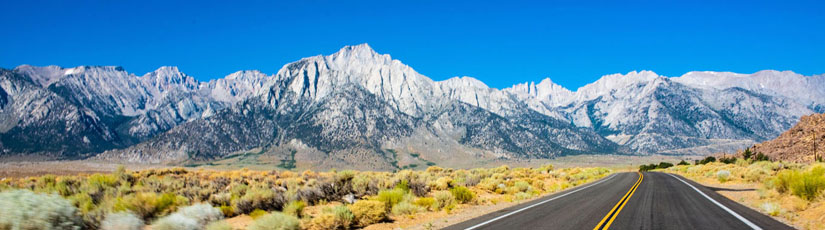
2, 44, 823, 169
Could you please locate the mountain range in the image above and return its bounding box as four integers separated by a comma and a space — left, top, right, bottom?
2, 44, 823, 169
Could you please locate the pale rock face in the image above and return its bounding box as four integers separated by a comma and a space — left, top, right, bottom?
203, 70, 270, 103
673, 70, 825, 107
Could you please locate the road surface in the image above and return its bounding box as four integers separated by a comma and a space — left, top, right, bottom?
444, 172, 792, 230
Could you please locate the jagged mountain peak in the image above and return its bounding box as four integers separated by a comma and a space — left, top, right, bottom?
13, 65, 66, 87
141, 66, 199, 92
504, 77, 573, 107
335, 43, 378, 56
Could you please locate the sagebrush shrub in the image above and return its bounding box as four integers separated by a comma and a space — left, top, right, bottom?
450, 186, 476, 204
514, 181, 530, 193
249, 209, 268, 219
716, 170, 731, 183
771, 170, 799, 194
150, 213, 199, 230
789, 166, 825, 201
283, 200, 306, 217
376, 188, 405, 210
434, 191, 455, 210
744, 167, 770, 182
235, 186, 284, 214
761, 202, 781, 216
0, 189, 83, 230
308, 206, 353, 230
331, 205, 354, 228
100, 212, 143, 230
349, 200, 386, 227
392, 201, 425, 215
176, 203, 224, 226
247, 212, 300, 230
413, 197, 436, 210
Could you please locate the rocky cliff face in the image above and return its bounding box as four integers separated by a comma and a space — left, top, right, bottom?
2, 44, 823, 167
750, 113, 825, 162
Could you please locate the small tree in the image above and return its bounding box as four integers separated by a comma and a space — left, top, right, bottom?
742, 147, 753, 160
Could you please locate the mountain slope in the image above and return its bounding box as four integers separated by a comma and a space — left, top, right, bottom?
0, 69, 118, 157
750, 113, 825, 162
507, 70, 821, 154
98, 45, 619, 166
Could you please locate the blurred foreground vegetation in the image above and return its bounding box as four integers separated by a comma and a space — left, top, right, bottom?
0, 165, 610, 229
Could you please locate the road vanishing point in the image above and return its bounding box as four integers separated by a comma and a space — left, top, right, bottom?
445, 172, 793, 230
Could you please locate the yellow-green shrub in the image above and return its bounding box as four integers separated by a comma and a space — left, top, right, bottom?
349, 200, 386, 227
283, 200, 306, 217
413, 197, 436, 210
376, 188, 405, 210
391, 201, 425, 215
450, 186, 475, 204
249, 209, 267, 219
433, 191, 455, 210
247, 212, 300, 230
308, 206, 353, 230
790, 166, 825, 201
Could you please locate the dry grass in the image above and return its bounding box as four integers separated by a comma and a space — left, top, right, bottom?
0, 164, 611, 230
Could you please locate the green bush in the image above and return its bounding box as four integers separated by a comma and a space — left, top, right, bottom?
391, 201, 425, 215
308, 206, 354, 230
247, 212, 300, 230
0, 189, 83, 230
113, 192, 188, 219
450, 186, 475, 204
657, 162, 674, 169
639, 164, 658, 171
235, 186, 283, 214
754, 152, 770, 161
101, 212, 144, 230
376, 188, 406, 210
698, 156, 716, 165
349, 200, 387, 227
789, 166, 825, 201
433, 190, 455, 210
283, 200, 306, 217
249, 209, 268, 219
351, 174, 373, 196
413, 197, 436, 210
331, 205, 354, 228
744, 167, 770, 182
771, 170, 798, 194
514, 181, 531, 193
677, 160, 690, 166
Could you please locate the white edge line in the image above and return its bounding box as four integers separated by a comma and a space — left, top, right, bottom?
668, 173, 763, 230
465, 174, 618, 230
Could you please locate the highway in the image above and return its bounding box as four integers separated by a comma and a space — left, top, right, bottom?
444, 172, 793, 230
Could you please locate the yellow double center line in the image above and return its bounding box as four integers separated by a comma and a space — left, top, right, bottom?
593, 172, 643, 230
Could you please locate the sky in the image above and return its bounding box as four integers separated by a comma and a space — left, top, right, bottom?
1, 0, 823, 90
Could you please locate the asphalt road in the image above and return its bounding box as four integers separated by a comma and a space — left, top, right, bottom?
444, 172, 793, 230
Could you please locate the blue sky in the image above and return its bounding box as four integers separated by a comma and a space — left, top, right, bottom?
1, 0, 823, 90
